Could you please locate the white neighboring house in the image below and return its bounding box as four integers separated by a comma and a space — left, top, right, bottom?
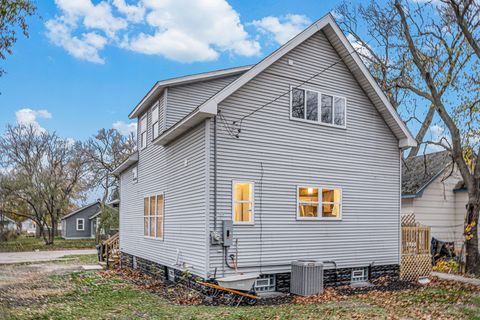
21, 219, 37, 236
401, 151, 473, 251
0, 213, 17, 232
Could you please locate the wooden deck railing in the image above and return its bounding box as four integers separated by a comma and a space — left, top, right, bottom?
402, 226, 431, 255
100, 232, 119, 268
401, 226, 432, 281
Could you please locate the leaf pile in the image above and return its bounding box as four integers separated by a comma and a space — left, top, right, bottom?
101, 269, 203, 305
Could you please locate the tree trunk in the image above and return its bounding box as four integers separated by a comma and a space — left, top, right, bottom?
408, 106, 435, 158
465, 192, 480, 275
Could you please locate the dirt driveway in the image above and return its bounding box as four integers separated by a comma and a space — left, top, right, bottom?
0, 255, 99, 308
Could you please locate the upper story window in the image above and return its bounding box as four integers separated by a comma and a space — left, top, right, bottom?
132, 166, 138, 182
291, 87, 346, 128
76, 218, 85, 231
232, 181, 254, 225
140, 115, 147, 149
297, 186, 342, 220
152, 105, 159, 140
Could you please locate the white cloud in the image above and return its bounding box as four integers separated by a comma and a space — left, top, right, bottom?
46, 0, 260, 64
347, 34, 373, 64
251, 14, 311, 45
427, 124, 450, 152
15, 108, 52, 134
46, 18, 108, 64
125, 0, 260, 62
113, 121, 137, 136
112, 0, 145, 23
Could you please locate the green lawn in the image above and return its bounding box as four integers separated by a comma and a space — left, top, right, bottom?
1, 270, 479, 320
0, 235, 96, 252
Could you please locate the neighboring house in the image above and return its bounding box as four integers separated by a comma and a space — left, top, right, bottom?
61, 201, 101, 239
402, 151, 471, 250
21, 218, 37, 236
0, 213, 17, 232
113, 14, 416, 290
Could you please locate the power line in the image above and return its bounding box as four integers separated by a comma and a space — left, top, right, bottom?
224, 38, 375, 138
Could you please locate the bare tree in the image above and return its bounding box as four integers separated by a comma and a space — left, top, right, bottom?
337, 0, 480, 274
336, 1, 436, 158
0, 125, 88, 244
393, 0, 479, 274
443, 0, 480, 58
0, 0, 36, 77
84, 128, 136, 203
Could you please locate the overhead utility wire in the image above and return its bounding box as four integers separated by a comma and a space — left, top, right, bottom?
223, 38, 375, 138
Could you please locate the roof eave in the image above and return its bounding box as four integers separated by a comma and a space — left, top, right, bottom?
128, 65, 252, 119
153, 106, 216, 146
111, 152, 139, 176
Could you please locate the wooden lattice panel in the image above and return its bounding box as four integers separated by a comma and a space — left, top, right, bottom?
401, 213, 418, 227
400, 254, 432, 281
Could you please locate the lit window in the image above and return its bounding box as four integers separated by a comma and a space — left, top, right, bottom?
290, 87, 346, 128
322, 188, 341, 218
76, 218, 85, 231
144, 194, 164, 238
132, 166, 138, 182
298, 187, 319, 218
233, 182, 254, 224
140, 116, 147, 149
152, 105, 159, 140
297, 186, 342, 220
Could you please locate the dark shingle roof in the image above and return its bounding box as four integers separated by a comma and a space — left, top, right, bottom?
402, 151, 452, 197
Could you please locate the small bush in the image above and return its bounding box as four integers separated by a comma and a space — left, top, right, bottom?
0, 229, 19, 242
433, 259, 460, 274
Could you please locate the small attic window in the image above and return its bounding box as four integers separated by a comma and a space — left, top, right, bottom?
132, 166, 138, 182
290, 87, 346, 128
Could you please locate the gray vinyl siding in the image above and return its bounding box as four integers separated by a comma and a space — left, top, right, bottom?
166, 76, 239, 129
207, 30, 401, 277
62, 204, 99, 239
120, 90, 208, 277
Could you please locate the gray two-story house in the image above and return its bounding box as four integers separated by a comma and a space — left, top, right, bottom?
113, 14, 416, 292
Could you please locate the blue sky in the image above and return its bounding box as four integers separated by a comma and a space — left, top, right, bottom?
0, 0, 370, 141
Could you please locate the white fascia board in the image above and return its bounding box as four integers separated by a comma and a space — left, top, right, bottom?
129, 65, 252, 119
111, 153, 139, 176
153, 109, 215, 146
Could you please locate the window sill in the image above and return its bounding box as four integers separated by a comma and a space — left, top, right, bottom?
296, 217, 342, 221
233, 222, 255, 226
289, 116, 346, 130
144, 236, 164, 241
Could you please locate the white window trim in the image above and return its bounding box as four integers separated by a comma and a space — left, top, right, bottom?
289, 85, 347, 129
296, 185, 343, 221
232, 180, 255, 225
143, 192, 164, 240
76, 218, 85, 231
151, 104, 159, 141
140, 115, 147, 150
132, 166, 138, 183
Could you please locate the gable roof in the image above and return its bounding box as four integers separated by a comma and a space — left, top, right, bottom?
152, 13, 416, 148
402, 151, 452, 198
129, 65, 252, 119
61, 201, 100, 220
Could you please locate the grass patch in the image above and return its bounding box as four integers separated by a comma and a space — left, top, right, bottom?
0, 236, 95, 252
1, 270, 479, 320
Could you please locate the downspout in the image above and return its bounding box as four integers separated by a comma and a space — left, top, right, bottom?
213, 115, 218, 231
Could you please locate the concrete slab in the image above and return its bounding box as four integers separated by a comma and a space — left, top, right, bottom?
432, 272, 480, 286
0, 249, 97, 264
81, 265, 103, 271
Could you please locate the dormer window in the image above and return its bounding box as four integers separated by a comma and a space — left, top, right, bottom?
152, 105, 159, 140
140, 115, 147, 149
290, 87, 346, 128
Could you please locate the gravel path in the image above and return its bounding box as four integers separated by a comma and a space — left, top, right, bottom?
0, 249, 97, 264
